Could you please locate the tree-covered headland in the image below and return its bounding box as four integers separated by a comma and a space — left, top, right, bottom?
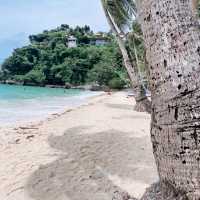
0, 25, 127, 89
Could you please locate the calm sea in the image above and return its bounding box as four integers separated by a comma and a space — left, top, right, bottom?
0, 84, 101, 126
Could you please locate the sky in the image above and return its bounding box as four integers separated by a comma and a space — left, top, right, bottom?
0, 0, 109, 62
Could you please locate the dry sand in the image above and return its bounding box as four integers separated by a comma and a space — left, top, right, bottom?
0, 91, 158, 200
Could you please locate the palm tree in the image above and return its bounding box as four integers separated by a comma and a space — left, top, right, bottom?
101, 0, 151, 113
136, 0, 200, 198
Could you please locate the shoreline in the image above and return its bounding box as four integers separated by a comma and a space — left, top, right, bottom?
1, 91, 106, 130
0, 82, 107, 91
0, 91, 158, 200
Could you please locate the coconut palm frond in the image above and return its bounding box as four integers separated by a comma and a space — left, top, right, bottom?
104, 0, 137, 31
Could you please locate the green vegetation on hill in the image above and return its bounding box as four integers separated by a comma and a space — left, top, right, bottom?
0, 25, 127, 89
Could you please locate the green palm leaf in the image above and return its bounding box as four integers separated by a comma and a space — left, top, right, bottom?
103, 0, 137, 31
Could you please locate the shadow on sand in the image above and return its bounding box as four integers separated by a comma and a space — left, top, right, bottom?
26, 126, 157, 200
106, 103, 134, 111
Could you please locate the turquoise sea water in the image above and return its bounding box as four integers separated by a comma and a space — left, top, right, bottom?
0, 84, 100, 126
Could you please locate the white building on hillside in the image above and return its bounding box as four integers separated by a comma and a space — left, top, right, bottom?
90, 33, 109, 46
95, 38, 109, 46
67, 36, 77, 48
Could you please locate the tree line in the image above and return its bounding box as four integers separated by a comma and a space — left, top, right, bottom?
0, 25, 128, 89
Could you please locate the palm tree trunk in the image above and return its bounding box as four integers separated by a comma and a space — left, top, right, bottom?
137, 0, 200, 198
101, 0, 151, 113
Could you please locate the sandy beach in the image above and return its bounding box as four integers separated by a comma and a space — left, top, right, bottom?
0, 91, 158, 200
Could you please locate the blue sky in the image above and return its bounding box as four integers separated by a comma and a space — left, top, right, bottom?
0, 0, 109, 62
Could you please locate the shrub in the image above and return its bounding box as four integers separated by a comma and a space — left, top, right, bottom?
108, 77, 126, 89
23, 70, 46, 85
87, 62, 117, 86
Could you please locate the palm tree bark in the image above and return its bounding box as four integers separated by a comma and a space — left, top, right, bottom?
115, 32, 150, 113
137, 0, 200, 199
101, 0, 151, 113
